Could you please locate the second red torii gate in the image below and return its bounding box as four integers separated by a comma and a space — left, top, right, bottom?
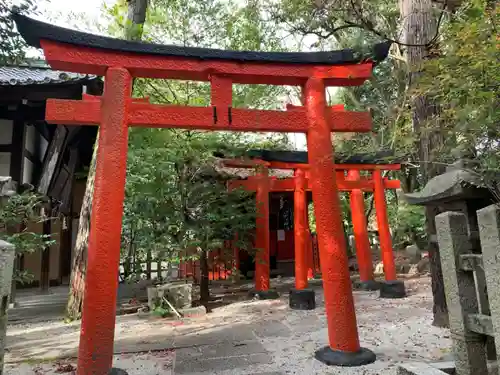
225, 159, 404, 304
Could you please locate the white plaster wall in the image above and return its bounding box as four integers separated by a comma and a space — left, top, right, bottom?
25, 124, 36, 155
0, 119, 13, 145
22, 157, 34, 184
0, 152, 11, 176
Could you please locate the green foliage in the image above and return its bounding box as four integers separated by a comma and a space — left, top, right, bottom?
416, 0, 500, 188
0, 0, 43, 64
387, 194, 426, 250
0, 192, 56, 284
104, 0, 292, 277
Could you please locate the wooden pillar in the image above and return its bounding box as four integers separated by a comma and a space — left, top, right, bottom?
293, 168, 308, 289
304, 77, 372, 364
347, 170, 374, 283
373, 169, 396, 281
77, 67, 132, 375
255, 167, 270, 291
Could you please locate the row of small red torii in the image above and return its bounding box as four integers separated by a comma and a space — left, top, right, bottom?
13, 13, 395, 374
224, 157, 400, 292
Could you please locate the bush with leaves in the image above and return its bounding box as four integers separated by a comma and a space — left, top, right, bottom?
0, 191, 55, 284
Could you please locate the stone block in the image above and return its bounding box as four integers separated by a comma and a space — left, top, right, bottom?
147, 282, 193, 311
0, 240, 15, 375
289, 288, 316, 310
379, 280, 407, 299
174, 352, 272, 374
248, 289, 280, 300
405, 244, 422, 264
435, 211, 488, 375
477, 204, 500, 366
315, 346, 376, 367
253, 320, 292, 338
397, 362, 449, 375
179, 305, 206, 318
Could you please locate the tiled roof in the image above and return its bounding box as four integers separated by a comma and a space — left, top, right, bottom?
0, 65, 97, 86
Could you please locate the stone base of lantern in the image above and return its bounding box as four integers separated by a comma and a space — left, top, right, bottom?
353, 280, 381, 291
248, 289, 280, 300
379, 280, 407, 299
289, 288, 316, 310
315, 346, 376, 367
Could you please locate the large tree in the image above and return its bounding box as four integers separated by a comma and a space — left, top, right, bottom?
270, 0, 454, 326
65, 0, 150, 321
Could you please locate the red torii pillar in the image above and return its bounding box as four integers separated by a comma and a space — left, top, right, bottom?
289, 168, 316, 310
303, 78, 373, 364
346, 170, 378, 290
251, 166, 278, 298
373, 169, 406, 298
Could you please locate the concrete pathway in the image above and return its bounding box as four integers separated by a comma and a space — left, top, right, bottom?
5, 277, 452, 375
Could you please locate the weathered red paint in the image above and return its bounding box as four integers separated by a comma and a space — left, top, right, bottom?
306, 231, 315, 279
346, 170, 374, 283
293, 169, 308, 289
373, 169, 397, 281
46, 98, 373, 133
41, 39, 373, 86
255, 167, 270, 291
304, 77, 360, 353
77, 67, 131, 375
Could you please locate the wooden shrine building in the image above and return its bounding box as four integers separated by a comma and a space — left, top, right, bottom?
0, 62, 102, 289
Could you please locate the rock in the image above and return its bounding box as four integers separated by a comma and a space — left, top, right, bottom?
416, 257, 430, 274
374, 261, 384, 275
405, 245, 422, 264
397, 263, 411, 274
348, 256, 359, 271
148, 282, 193, 311
407, 264, 420, 276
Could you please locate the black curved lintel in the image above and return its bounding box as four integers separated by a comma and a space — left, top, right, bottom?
246, 149, 400, 165
12, 12, 391, 66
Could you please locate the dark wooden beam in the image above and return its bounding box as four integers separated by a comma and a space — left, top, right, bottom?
9, 119, 26, 185
38, 125, 69, 195
0, 144, 12, 153
0, 84, 85, 103
60, 148, 78, 214
0, 105, 45, 121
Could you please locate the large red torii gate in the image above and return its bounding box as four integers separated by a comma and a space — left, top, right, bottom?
13, 13, 392, 373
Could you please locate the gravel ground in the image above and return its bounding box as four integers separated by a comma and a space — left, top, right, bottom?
4, 276, 452, 375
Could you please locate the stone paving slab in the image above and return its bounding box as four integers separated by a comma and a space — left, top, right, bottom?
252, 320, 292, 338
174, 353, 272, 374
173, 324, 255, 348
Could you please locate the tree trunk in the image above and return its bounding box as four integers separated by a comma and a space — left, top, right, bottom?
65, 0, 149, 320
65, 140, 97, 320
400, 0, 448, 327
199, 250, 210, 307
